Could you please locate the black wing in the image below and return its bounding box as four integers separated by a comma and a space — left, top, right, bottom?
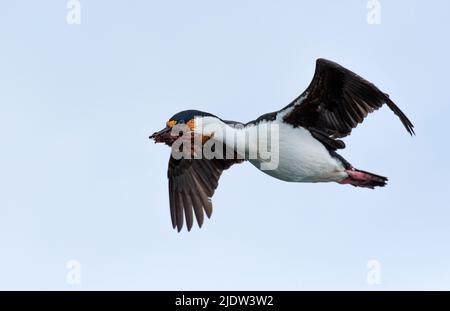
282, 58, 414, 139
168, 156, 242, 232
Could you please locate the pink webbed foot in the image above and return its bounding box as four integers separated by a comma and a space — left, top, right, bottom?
339, 169, 388, 189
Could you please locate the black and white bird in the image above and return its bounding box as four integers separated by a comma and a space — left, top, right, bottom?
150, 59, 414, 232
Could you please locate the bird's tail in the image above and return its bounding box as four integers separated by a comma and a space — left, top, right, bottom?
339, 169, 387, 189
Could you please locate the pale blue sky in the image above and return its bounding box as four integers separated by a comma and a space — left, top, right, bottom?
0, 1, 449, 290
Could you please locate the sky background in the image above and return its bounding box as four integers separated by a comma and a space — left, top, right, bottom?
0, 0, 449, 290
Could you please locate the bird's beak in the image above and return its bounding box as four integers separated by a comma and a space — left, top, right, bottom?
149, 126, 173, 143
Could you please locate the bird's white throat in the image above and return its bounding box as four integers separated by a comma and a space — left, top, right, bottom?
193, 116, 280, 170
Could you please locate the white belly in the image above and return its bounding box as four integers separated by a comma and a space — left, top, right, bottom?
248, 122, 346, 183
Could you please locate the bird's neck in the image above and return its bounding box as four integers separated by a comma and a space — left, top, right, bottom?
195, 116, 274, 159
195, 116, 244, 145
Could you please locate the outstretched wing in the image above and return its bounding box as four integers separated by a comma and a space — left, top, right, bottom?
168, 156, 242, 232
282, 58, 414, 139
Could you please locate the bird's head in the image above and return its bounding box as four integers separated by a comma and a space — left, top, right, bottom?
149, 110, 217, 145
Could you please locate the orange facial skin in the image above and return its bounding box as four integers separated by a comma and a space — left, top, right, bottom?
166, 119, 195, 130
166, 120, 177, 128
186, 119, 195, 131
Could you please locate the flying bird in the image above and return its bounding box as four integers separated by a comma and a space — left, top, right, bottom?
150, 59, 414, 232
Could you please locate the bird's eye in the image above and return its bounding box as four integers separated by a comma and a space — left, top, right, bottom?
178, 120, 185, 124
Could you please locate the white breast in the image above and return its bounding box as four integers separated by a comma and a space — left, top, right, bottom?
248, 120, 346, 183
